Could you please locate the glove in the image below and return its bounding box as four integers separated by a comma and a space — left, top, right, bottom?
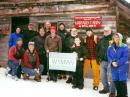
112, 62, 118, 67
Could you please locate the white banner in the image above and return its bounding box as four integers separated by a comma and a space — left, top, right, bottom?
49, 52, 77, 72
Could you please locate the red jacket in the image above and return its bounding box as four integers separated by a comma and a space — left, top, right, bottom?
8, 46, 19, 62
23, 50, 40, 69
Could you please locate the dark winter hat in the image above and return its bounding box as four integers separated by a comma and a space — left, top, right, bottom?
86, 28, 93, 32
17, 37, 23, 42
59, 23, 65, 27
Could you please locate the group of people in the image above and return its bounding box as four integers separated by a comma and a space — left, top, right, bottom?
7, 22, 129, 97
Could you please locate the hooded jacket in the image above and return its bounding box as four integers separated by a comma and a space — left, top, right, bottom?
107, 33, 128, 81
8, 32, 23, 48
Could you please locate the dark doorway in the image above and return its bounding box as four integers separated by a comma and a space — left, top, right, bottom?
11, 16, 29, 33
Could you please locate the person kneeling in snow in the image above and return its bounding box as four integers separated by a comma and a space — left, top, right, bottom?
107, 33, 128, 97
22, 41, 44, 82
71, 37, 87, 89
8, 38, 24, 80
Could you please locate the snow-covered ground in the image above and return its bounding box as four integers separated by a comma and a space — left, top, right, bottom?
0, 68, 129, 97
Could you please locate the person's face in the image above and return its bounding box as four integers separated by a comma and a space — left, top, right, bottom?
74, 38, 81, 46
113, 35, 120, 44
60, 25, 65, 31
28, 45, 34, 52
45, 23, 51, 29
86, 31, 93, 37
17, 40, 23, 47
103, 29, 111, 36
51, 29, 56, 37
71, 30, 78, 37
16, 28, 21, 34
39, 28, 45, 37
28, 24, 34, 30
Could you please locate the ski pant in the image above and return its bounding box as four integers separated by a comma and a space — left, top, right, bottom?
84, 59, 100, 87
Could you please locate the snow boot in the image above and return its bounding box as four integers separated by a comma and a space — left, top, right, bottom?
34, 73, 41, 82
66, 77, 72, 84
99, 87, 109, 94
22, 73, 29, 80
109, 92, 116, 97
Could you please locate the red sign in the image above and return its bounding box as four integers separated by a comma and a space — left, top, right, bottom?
74, 16, 102, 28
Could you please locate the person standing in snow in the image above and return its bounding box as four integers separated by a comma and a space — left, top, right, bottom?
65, 28, 79, 83
57, 23, 69, 79
45, 26, 62, 82
71, 37, 87, 89
83, 28, 100, 90
32, 28, 46, 75
107, 33, 129, 97
97, 26, 116, 97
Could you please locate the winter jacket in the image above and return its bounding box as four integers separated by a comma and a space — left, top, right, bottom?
44, 35, 62, 52
96, 34, 113, 63
33, 35, 46, 56
72, 45, 88, 62
57, 29, 69, 52
23, 50, 40, 69
8, 46, 24, 62
107, 42, 128, 81
85, 35, 99, 59
32, 35, 46, 65
65, 35, 84, 53
8, 32, 23, 48
23, 30, 38, 50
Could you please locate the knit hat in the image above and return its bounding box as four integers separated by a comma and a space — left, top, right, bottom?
112, 33, 124, 47
113, 33, 123, 41
50, 26, 56, 31
17, 37, 23, 42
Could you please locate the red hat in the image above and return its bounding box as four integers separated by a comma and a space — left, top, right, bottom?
50, 26, 56, 31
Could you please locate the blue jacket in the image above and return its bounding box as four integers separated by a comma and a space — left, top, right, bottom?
107, 42, 128, 81
8, 32, 23, 48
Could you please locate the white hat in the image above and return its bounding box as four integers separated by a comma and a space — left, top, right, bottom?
28, 41, 35, 46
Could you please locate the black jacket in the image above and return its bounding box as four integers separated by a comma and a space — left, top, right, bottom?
72, 46, 88, 62
65, 35, 84, 53
33, 35, 46, 56
65, 35, 77, 53
23, 30, 38, 50
57, 29, 69, 52
96, 34, 113, 63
